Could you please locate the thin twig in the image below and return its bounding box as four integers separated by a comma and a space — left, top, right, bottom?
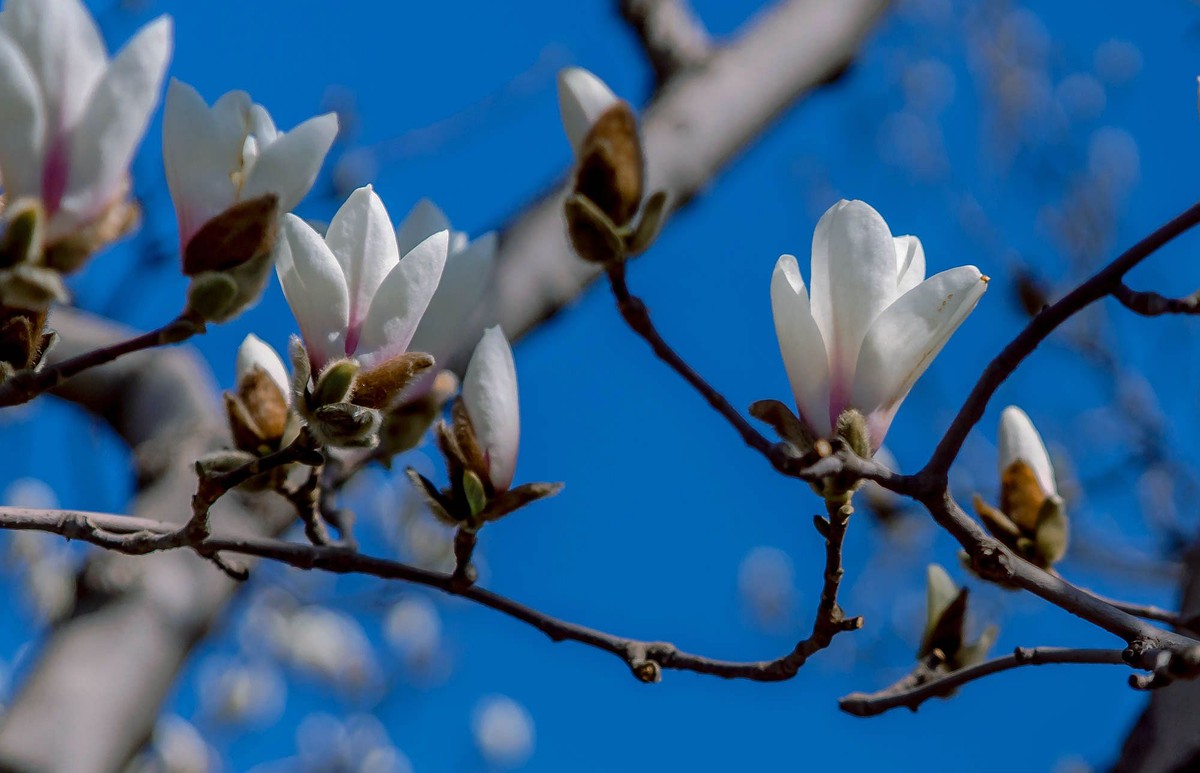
1113, 283, 1200, 316
839, 647, 1131, 717
0, 313, 205, 407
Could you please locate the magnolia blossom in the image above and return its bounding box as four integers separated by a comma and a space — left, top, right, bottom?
0, 0, 172, 240
401, 198, 497, 360
997, 405, 1056, 496
462, 326, 519, 492
275, 185, 448, 372
771, 199, 988, 451
556, 67, 619, 154
163, 79, 338, 252
236, 334, 289, 403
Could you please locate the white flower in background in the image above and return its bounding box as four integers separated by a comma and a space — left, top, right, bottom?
462, 326, 520, 492
556, 66, 619, 155
401, 198, 497, 361
275, 184, 448, 372
998, 405, 1057, 497
0, 0, 171, 241
163, 79, 338, 255
472, 695, 535, 769
771, 199, 988, 451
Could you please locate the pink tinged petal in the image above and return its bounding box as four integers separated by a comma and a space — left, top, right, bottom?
808, 200, 901, 399
355, 230, 449, 368
163, 81, 247, 245
851, 265, 989, 449
463, 326, 520, 491
894, 235, 925, 296
556, 67, 619, 155
0, 31, 45, 199
0, 0, 106, 133
394, 198, 450, 257
237, 333, 290, 403
275, 214, 349, 371
998, 406, 1056, 496
324, 186, 399, 348
241, 112, 338, 212
53, 16, 172, 238
408, 231, 497, 358
770, 254, 833, 438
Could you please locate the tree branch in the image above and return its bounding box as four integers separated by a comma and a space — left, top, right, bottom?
1113, 283, 1200, 316
839, 647, 1132, 717
618, 0, 713, 85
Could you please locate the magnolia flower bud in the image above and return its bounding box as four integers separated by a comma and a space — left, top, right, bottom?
225, 334, 292, 454
919, 564, 998, 671
771, 200, 988, 452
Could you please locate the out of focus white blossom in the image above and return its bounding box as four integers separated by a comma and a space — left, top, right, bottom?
472, 695, 535, 769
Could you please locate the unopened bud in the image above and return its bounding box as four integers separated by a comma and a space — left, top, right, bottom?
312, 359, 360, 407
353, 352, 435, 409
0, 198, 44, 268
184, 272, 239, 322
182, 194, 280, 276
310, 402, 381, 448
835, 409, 872, 459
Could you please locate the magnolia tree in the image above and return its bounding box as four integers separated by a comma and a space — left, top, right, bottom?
0, 0, 1194, 770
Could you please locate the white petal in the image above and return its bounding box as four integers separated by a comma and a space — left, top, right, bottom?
462, 326, 520, 491
894, 235, 925, 296
355, 230, 449, 367
241, 111, 338, 212
0, 31, 45, 199
925, 564, 958, 626
808, 200, 901, 403
247, 103, 278, 146
275, 214, 349, 371
394, 198, 450, 257
0, 0, 106, 132
998, 406, 1056, 496
408, 231, 497, 358
163, 80, 247, 244
54, 16, 172, 237
770, 254, 832, 437
324, 185, 399, 338
851, 266, 988, 448
556, 67, 619, 155
237, 333, 290, 402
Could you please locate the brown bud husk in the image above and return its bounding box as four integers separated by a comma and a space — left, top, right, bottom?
44, 192, 139, 274
481, 481, 564, 522
575, 103, 643, 227
564, 193, 626, 264
0, 307, 48, 371
183, 194, 280, 276
974, 459, 1068, 570
999, 459, 1045, 532
225, 365, 290, 451
353, 351, 435, 409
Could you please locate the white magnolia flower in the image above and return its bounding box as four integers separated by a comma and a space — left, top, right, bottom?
0, 0, 172, 240
997, 405, 1056, 496
275, 185, 448, 373
400, 198, 498, 360
163, 79, 337, 252
462, 326, 519, 491
556, 66, 619, 154
236, 334, 289, 403
771, 199, 988, 451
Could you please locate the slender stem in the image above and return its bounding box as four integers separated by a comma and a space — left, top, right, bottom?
0, 313, 205, 407
923, 200, 1200, 479
839, 647, 1131, 717
1113, 283, 1200, 316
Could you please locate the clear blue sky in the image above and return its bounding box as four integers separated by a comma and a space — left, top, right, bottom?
3, 1, 1200, 770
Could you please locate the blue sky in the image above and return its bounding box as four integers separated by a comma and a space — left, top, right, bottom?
3, 0, 1200, 770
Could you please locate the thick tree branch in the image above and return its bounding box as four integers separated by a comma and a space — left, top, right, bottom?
839, 647, 1132, 717
618, 0, 713, 84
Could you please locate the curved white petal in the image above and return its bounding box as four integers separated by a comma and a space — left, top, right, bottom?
925, 564, 959, 625
0, 31, 45, 199
241, 111, 338, 212
275, 214, 349, 371
355, 230, 449, 367
808, 200, 901, 403
395, 198, 451, 257
851, 266, 988, 448
998, 405, 1056, 496
55, 16, 172, 236
556, 67, 618, 155
0, 0, 106, 132
408, 231, 497, 358
770, 254, 832, 437
237, 333, 290, 402
247, 103, 278, 146
463, 326, 520, 491
324, 186, 399, 337
894, 235, 925, 296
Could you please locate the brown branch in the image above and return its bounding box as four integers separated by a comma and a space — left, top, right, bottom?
618, 0, 713, 84
0, 502, 854, 682
0, 312, 203, 407
1113, 283, 1200, 316
839, 647, 1132, 717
